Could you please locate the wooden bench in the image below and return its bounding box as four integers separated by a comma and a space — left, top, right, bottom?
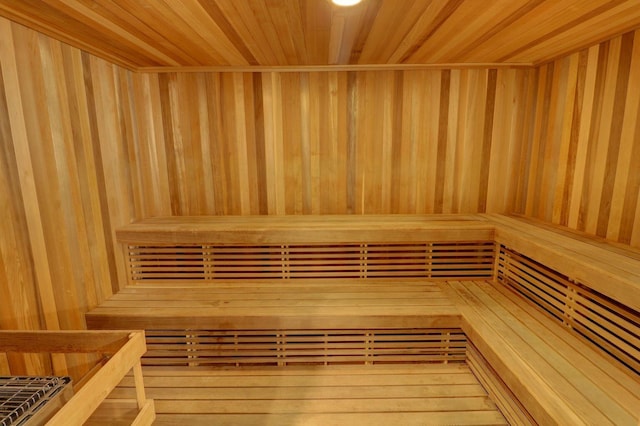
490, 214, 640, 313
86, 214, 640, 425
112, 214, 496, 282
448, 281, 639, 425
88, 215, 495, 367
87, 279, 465, 367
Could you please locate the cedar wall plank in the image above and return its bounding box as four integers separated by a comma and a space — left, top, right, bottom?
0, 17, 639, 378
130, 68, 536, 216
0, 19, 121, 379
524, 29, 640, 247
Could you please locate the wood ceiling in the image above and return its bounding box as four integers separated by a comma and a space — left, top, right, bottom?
1, 0, 640, 70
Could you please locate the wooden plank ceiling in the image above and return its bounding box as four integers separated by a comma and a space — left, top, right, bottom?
1, 0, 640, 70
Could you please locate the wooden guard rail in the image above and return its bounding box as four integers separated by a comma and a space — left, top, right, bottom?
86, 213, 640, 425
0, 330, 155, 425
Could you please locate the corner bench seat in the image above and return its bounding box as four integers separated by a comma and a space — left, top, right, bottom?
448, 280, 640, 426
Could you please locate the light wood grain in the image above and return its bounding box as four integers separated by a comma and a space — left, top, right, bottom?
448, 280, 640, 425
86, 280, 462, 331
0, 18, 129, 378
523, 30, 640, 247
467, 343, 536, 426
123, 68, 535, 216
44, 330, 154, 426
107, 364, 506, 426
0, 330, 154, 426
1, 10, 640, 383
0, 0, 639, 69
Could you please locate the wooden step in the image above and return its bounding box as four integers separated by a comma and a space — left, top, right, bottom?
86, 279, 461, 330
109, 364, 508, 426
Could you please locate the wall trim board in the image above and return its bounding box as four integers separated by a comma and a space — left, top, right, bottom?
136, 63, 535, 74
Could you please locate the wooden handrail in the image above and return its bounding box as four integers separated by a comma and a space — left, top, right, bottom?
0, 330, 154, 426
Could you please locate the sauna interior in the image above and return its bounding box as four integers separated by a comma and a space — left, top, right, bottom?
1, 0, 640, 425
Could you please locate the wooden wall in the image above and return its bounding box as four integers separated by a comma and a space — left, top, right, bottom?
524, 29, 640, 247
0, 18, 127, 378
128, 68, 536, 217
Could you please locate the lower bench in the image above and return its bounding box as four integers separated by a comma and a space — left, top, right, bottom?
448, 280, 640, 426
87, 281, 640, 424
86, 279, 465, 366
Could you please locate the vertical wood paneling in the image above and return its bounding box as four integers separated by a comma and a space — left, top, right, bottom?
0, 18, 132, 379
0, 19, 537, 377
0, 56, 50, 376
129, 67, 535, 216
524, 30, 640, 247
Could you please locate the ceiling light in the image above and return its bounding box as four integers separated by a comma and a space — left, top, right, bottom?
332, 0, 363, 6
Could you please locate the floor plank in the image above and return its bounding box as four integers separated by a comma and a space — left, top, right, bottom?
109, 364, 507, 426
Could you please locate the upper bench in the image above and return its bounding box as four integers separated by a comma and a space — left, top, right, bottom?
114, 213, 640, 311
115, 214, 497, 283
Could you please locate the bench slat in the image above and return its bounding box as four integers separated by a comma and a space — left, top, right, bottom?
467, 343, 536, 426
87, 310, 460, 330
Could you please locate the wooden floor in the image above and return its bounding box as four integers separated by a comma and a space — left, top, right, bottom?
109, 364, 507, 426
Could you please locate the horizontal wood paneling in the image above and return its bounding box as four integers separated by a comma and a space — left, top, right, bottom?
523, 30, 640, 248
0, 0, 639, 68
